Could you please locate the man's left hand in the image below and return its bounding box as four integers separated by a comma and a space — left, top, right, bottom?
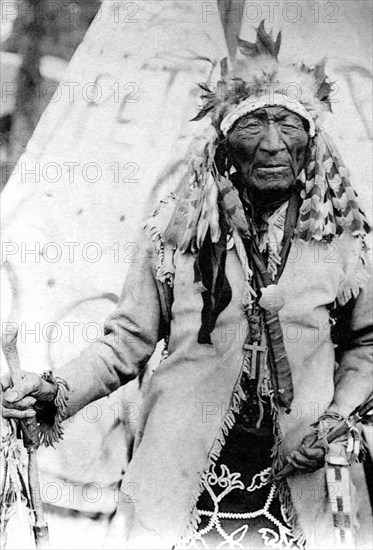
286, 433, 326, 472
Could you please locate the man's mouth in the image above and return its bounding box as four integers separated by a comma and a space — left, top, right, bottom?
254, 165, 289, 174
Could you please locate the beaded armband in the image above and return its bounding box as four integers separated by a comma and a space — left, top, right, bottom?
311, 411, 365, 463
312, 412, 362, 546
310, 411, 345, 454
37, 371, 70, 448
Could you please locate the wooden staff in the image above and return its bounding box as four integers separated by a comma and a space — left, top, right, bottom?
2, 329, 50, 549
274, 394, 373, 482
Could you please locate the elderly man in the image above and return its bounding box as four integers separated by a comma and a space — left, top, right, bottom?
2, 22, 372, 550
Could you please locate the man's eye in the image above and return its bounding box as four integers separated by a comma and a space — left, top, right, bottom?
236, 119, 261, 128
281, 123, 300, 131
239, 122, 261, 131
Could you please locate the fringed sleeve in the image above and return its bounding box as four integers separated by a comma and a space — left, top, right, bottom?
42, 227, 166, 422
330, 238, 373, 417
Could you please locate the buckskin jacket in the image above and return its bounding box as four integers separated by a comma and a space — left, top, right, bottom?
53, 197, 373, 550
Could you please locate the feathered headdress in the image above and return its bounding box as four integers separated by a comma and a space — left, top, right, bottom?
193, 21, 333, 131
164, 20, 370, 251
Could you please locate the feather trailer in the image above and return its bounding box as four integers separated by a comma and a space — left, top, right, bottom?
179, 183, 204, 253
298, 131, 371, 242
216, 173, 251, 239
162, 173, 194, 248
196, 172, 221, 248
165, 123, 221, 253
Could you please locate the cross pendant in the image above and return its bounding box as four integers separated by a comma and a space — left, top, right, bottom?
244, 341, 267, 379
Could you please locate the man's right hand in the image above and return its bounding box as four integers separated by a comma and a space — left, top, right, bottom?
1, 371, 57, 420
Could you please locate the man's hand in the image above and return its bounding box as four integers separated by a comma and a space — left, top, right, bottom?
1, 371, 57, 420
285, 432, 327, 473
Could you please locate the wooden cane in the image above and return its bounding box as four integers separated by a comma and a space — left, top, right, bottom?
2, 329, 50, 549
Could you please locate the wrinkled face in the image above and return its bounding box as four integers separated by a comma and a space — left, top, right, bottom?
227, 106, 309, 195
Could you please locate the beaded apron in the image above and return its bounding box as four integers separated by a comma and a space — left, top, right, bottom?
183, 204, 304, 550
185, 378, 302, 549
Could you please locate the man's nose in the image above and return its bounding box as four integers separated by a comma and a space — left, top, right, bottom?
259, 122, 286, 154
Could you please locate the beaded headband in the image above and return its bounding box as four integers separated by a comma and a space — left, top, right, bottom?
220, 93, 316, 137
